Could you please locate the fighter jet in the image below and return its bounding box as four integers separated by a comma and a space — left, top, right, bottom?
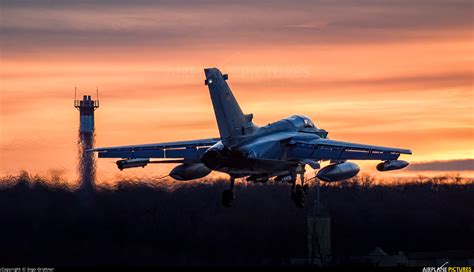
91, 68, 411, 208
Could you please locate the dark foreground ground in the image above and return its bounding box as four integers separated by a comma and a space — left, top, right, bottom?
0, 173, 473, 267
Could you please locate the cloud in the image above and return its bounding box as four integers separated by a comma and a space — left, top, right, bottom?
235, 71, 474, 92
407, 159, 474, 171
1, 0, 472, 57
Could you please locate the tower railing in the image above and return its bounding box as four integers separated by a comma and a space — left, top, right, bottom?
74, 100, 99, 108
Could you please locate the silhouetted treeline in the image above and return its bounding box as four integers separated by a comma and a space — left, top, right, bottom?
0, 173, 473, 267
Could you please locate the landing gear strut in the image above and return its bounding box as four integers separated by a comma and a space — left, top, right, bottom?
221, 176, 235, 208
291, 165, 308, 208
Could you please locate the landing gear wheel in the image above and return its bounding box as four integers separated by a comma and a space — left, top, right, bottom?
293, 185, 305, 208
221, 189, 234, 208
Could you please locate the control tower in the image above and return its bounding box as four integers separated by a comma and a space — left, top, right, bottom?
74, 95, 99, 133
74, 91, 99, 195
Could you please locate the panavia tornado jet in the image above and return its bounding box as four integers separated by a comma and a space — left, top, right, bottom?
91, 68, 411, 208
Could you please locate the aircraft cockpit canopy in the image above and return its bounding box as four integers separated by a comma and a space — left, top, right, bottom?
287, 115, 328, 138
302, 116, 316, 128
287, 115, 316, 129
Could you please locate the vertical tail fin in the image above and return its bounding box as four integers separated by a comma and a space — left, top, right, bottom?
204, 68, 255, 146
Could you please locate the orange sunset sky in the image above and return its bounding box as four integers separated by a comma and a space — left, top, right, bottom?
1, 0, 473, 184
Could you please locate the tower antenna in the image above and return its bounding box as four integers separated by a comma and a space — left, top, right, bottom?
96, 86, 99, 100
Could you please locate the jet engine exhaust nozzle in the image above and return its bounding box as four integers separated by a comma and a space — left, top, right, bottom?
202, 149, 221, 169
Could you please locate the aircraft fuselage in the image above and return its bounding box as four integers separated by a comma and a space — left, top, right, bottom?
201, 115, 324, 176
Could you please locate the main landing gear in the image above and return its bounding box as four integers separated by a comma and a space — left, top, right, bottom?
290, 165, 309, 208
221, 167, 311, 208
221, 176, 235, 208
